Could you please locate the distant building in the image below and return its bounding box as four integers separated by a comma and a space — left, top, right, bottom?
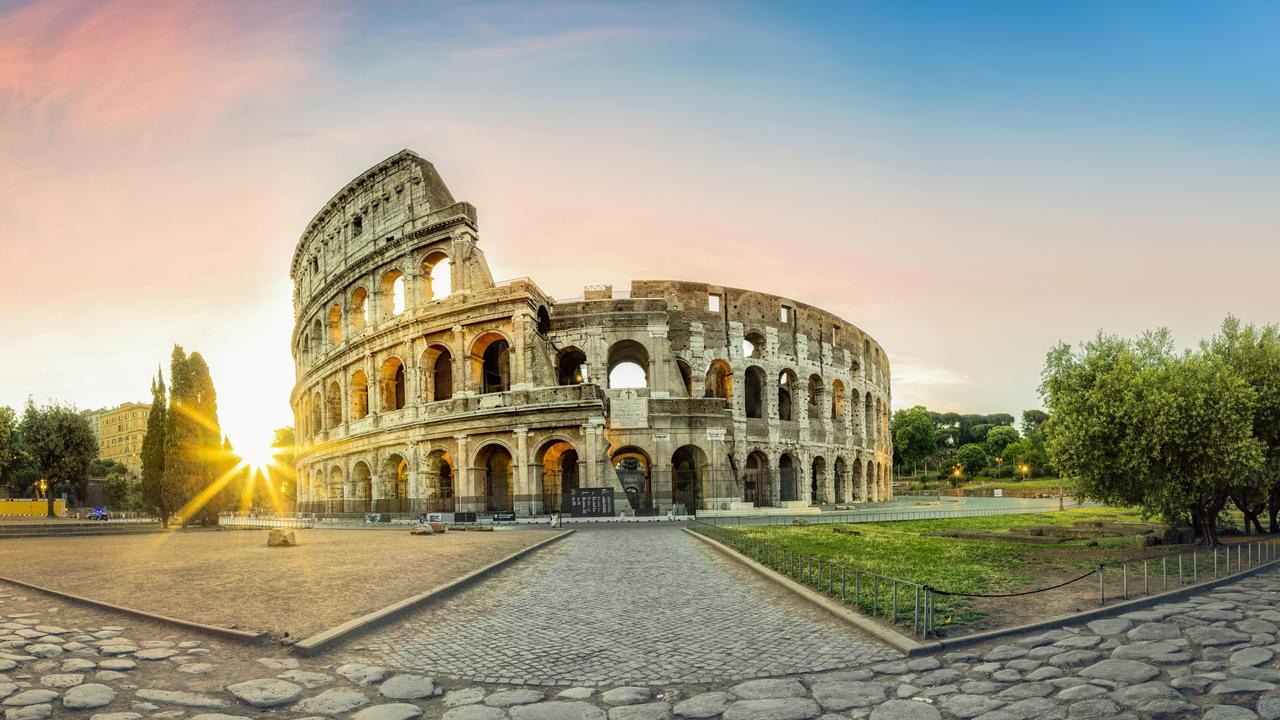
97, 402, 151, 476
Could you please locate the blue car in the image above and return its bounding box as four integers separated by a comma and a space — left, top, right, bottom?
90, 508, 109, 521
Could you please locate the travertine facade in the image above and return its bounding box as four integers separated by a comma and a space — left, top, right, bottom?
291, 150, 892, 516
97, 402, 150, 476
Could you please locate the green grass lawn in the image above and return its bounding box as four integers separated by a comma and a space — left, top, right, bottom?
713, 506, 1161, 629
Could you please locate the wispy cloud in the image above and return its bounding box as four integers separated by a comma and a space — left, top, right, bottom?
893, 357, 969, 386
450, 24, 690, 65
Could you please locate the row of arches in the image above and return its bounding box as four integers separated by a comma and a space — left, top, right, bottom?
300, 251, 453, 366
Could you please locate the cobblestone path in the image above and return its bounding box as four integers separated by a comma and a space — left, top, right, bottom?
349, 525, 898, 685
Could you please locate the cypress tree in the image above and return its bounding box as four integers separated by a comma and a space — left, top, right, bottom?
140, 367, 168, 523
163, 347, 226, 525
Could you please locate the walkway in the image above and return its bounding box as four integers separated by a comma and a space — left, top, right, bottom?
345, 524, 898, 685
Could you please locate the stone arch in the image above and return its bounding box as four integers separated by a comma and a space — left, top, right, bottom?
745, 450, 770, 507
779, 452, 799, 502
420, 250, 452, 302
351, 460, 373, 512
851, 456, 864, 502
556, 347, 588, 386
808, 374, 824, 420
705, 359, 733, 405
380, 268, 406, 318
474, 442, 514, 512
422, 344, 454, 402
536, 306, 551, 336
607, 340, 649, 389
380, 356, 406, 411
471, 331, 511, 394
864, 392, 875, 446
778, 369, 797, 421
745, 365, 766, 418
309, 390, 322, 437
379, 453, 409, 506
311, 319, 323, 358
610, 446, 652, 515
327, 466, 344, 504
423, 448, 455, 509
743, 330, 765, 359
326, 381, 342, 428
832, 379, 845, 421
834, 456, 847, 504
671, 445, 707, 514
349, 286, 369, 332
675, 358, 693, 397
536, 439, 580, 515
327, 304, 343, 344
350, 369, 369, 420
811, 455, 827, 505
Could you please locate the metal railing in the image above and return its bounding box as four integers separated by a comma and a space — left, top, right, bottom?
697, 503, 1089, 527
218, 514, 314, 529
689, 519, 936, 638
1097, 538, 1280, 605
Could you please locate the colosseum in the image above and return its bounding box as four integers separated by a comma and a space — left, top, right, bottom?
291, 150, 893, 518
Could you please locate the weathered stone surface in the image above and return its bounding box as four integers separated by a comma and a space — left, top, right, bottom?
62, 684, 116, 710
673, 692, 734, 718
1187, 626, 1252, 646
339, 664, 392, 685
983, 645, 1029, 661
1234, 647, 1276, 667
608, 701, 671, 720
293, 688, 369, 714
351, 703, 425, 720
134, 648, 179, 660
225, 679, 304, 708
729, 678, 807, 700
810, 680, 886, 710
723, 697, 822, 720
509, 701, 607, 720
443, 706, 507, 720
378, 674, 438, 700
266, 528, 297, 546
1127, 623, 1182, 641
98, 658, 136, 670
1078, 659, 1160, 684
5, 704, 52, 720
38, 672, 82, 688
1204, 704, 1261, 720
601, 687, 652, 706
484, 689, 546, 707
1086, 619, 1133, 636
938, 693, 1004, 718
868, 699, 942, 720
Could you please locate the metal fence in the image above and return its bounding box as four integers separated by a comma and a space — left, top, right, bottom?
218, 514, 314, 529
1095, 538, 1280, 604
689, 519, 936, 638
696, 503, 1087, 527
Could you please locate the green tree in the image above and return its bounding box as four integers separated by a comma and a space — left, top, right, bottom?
985, 425, 1020, 459
985, 413, 1015, 427
18, 400, 97, 515
141, 368, 171, 523
959, 414, 986, 443
162, 347, 225, 526
1041, 330, 1264, 545
892, 406, 937, 470
1021, 409, 1050, 439
0, 406, 19, 492
968, 423, 993, 443
1002, 438, 1050, 476
955, 443, 988, 476
103, 473, 132, 509
88, 459, 130, 478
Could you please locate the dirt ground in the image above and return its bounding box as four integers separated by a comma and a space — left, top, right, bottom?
0, 526, 560, 639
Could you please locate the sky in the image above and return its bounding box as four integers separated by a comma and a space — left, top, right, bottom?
1, 0, 1277, 451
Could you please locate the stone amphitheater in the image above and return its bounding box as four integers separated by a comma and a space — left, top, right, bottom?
290, 150, 892, 517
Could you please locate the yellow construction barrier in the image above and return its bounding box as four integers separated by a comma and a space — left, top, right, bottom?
0, 499, 64, 516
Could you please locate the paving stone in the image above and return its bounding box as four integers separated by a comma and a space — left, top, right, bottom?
5, 704, 52, 720
983, 645, 1028, 661
38, 673, 82, 688
293, 687, 369, 714
995, 683, 1054, 701
177, 662, 216, 675
558, 688, 595, 700
134, 648, 179, 661
339, 663, 392, 685
906, 657, 941, 672
188, 716, 254, 720
4, 690, 59, 706
508, 701, 607, 720
1187, 625, 1253, 646
1078, 659, 1159, 684
444, 706, 506, 720
915, 669, 963, 687
62, 684, 116, 709
59, 659, 95, 673
723, 697, 822, 720
1057, 685, 1106, 701
672, 692, 734, 718
129, 692, 220, 712
225, 679, 304, 708
867, 699, 941, 720
256, 657, 298, 670
485, 689, 547, 707
277, 669, 332, 688
602, 687, 653, 706
89, 714, 144, 720
1126, 623, 1181, 641
810, 680, 885, 710
1047, 650, 1100, 668
608, 701, 671, 720
729, 678, 807, 699
1212, 678, 1277, 694
351, 703, 425, 720
938, 693, 1004, 718
98, 658, 135, 671
1234, 647, 1276, 666
378, 674, 438, 700
1085, 619, 1132, 636
1204, 705, 1260, 720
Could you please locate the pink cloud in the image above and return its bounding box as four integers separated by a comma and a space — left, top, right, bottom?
0, 0, 330, 143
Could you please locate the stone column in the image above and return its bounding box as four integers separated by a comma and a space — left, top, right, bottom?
514, 428, 531, 516
454, 435, 472, 512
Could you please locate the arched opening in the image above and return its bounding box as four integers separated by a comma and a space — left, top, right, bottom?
743, 331, 765, 359
326, 381, 342, 429
745, 366, 766, 418
310, 391, 322, 437
422, 344, 453, 402
380, 357, 405, 411
811, 456, 827, 505
311, 319, 323, 357
350, 461, 372, 513
536, 306, 551, 335
350, 370, 369, 420
834, 457, 847, 504
350, 287, 369, 332
424, 449, 454, 512
420, 251, 452, 302
471, 333, 511, 394
611, 447, 652, 515
380, 269, 405, 317
779, 453, 798, 502
300, 334, 310, 367
476, 444, 514, 512
705, 360, 733, 405
864, 393, 875, 446
379, 453, 409, 512
537, 440, 579, 515
745, 451, 769, 506
327, 467, 344, 513
607, 340, 649, 389
808, 374, 823, 420
778, 369, 797, 421
327, 304, 343, 344
852, 457, 864, 501
676, 359, 693, 397
556, 347, 588, 386
672, 445, 705, 515
832, 379, 845, 421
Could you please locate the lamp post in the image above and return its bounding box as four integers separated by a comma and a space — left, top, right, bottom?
39, 478, 54, 518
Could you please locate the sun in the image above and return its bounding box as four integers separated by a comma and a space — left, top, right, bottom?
236, 437, 279, 475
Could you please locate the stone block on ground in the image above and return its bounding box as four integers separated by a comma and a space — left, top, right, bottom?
267, 528, 297, 547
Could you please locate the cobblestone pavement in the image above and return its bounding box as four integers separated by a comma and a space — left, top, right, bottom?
7, 564, 1280, 718
347, 525, 898, 685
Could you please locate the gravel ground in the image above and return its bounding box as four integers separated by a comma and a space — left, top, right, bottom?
0, 527, 560, 638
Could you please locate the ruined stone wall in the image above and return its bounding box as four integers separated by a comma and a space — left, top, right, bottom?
290, 151, 893, 516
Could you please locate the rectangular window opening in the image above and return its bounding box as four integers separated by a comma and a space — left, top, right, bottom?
708, 293, 721, 312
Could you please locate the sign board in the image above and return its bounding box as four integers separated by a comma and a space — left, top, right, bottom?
363, 513, 390, 524
418, 513, 444, 523
492, 511, 517, 523
610, 390, 648, 429
993, 489, 1003, 498
570, 488, 614, 517
453, 511, 478, 523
